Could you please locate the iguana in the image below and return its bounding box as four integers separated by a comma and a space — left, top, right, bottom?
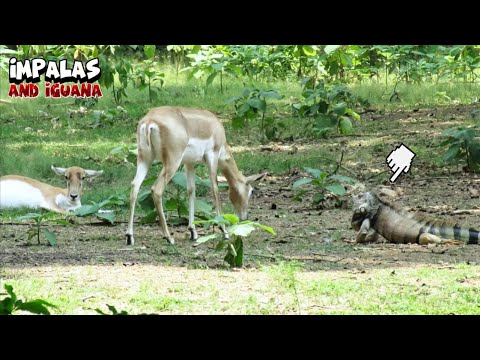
351, 191, 479, 245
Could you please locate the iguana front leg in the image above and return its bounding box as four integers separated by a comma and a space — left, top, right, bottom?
355, 218, 379, 243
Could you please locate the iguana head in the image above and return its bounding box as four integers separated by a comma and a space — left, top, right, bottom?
351, 206, 368, 231
351, 192, 380, 230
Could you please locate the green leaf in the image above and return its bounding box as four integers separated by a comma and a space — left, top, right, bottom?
16, 213, 42, 221
144, 45, 156, 59
215, 240, 226, 251
346, 108, 361, 121
312, 193, 325, 204
252, 223, 276, 236
339, 116, 353, 134
5, 284, 16, 303
302, 45, 317, 56
328, 175, 357, 183
43, 229, 57, 246
237, 102, 251, 117
194, 233, 219, 246
229, 223, 256, 237
228, 243, 237, 257
72, 204, 101, 216
292, 178, 313, 189
247, 98, 267, 112
0, 48, 17, 55
325, 184, 346, 195
96, 212, 116, 225
17, 300, 55, 315
225, 96, 241, 104
194, 199, 213, 215
106, 305, 120, 315
442, 143, 462, 162
224, 237, 244, 267
139, 190, 155, 210
206, 71, 218, 87
260, 90, 283, 100
334, 102, 347, 115
325, 45, 341, 55
171, 172, 187, 189
211, 63, 224, 72
304, 167, 324, 178
140, 210, 157, 224
222, 214, 239, 225
165, 198, 179, 212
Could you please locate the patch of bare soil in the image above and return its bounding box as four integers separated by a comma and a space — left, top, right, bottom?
2, 105, 480, 274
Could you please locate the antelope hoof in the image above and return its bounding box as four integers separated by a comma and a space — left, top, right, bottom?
165, 236, 175, 245
188, 227, 198, 241
126, 234, 134, 246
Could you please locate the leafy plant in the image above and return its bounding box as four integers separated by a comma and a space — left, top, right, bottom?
109, 144, 138, 164
98, 52, 133, 105
183, 45, 241, 94
226, 88, 284, 140
292, 78, 365, 137
72, 195, 127, 224
0, 46, 18, 74
16, 212, 70, 245
0, 284, 56, 315
95, 304, 129, 315
138, 172, 213, 224
292, 167, 356, 204
194, 214, 276, 268
132, 45, 164, 102
440, 126, 480, 173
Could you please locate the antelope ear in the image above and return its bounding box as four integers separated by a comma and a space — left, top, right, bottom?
51, 165, 67, 176
85, 169, 104, 178
246, 172, 268, 185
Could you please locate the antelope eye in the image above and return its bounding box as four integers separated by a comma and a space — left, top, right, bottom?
81, 177, 85, 180
65, 176, 68, 180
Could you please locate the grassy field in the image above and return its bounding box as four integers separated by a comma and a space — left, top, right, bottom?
1, 67, 480, 314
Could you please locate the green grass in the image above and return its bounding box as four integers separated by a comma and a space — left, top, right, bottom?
1, 262, 478, 314
304, 264, 480, 314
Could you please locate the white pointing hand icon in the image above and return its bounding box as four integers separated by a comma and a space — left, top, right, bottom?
386, 144, 416, 183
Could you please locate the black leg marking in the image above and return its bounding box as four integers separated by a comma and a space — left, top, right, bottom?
439, 224, 448, 238
453, 224, 462, 240
468, 228, 479, 244
416, 225, 427, 243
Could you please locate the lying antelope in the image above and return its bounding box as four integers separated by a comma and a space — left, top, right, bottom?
126, 106, 267, 245
0, 166, 103, 214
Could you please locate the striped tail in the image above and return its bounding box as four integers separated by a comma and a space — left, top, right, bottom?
418, 220, 480, 244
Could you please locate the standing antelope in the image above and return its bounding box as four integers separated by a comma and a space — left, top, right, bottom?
0, 166, 103, 214
126, 106, 267, 245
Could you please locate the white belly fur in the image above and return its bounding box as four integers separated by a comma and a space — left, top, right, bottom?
0, 180, 47, 209
181, 137, 215, 164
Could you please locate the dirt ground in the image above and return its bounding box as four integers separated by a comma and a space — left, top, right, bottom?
1, 105, 480, 309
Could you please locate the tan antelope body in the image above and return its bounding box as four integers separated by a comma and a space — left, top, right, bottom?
0, 166, 103, 214
351, 192, 480, 245
126, 106, 267, 245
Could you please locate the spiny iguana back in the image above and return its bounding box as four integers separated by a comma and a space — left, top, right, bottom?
351, 191, 480, 245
